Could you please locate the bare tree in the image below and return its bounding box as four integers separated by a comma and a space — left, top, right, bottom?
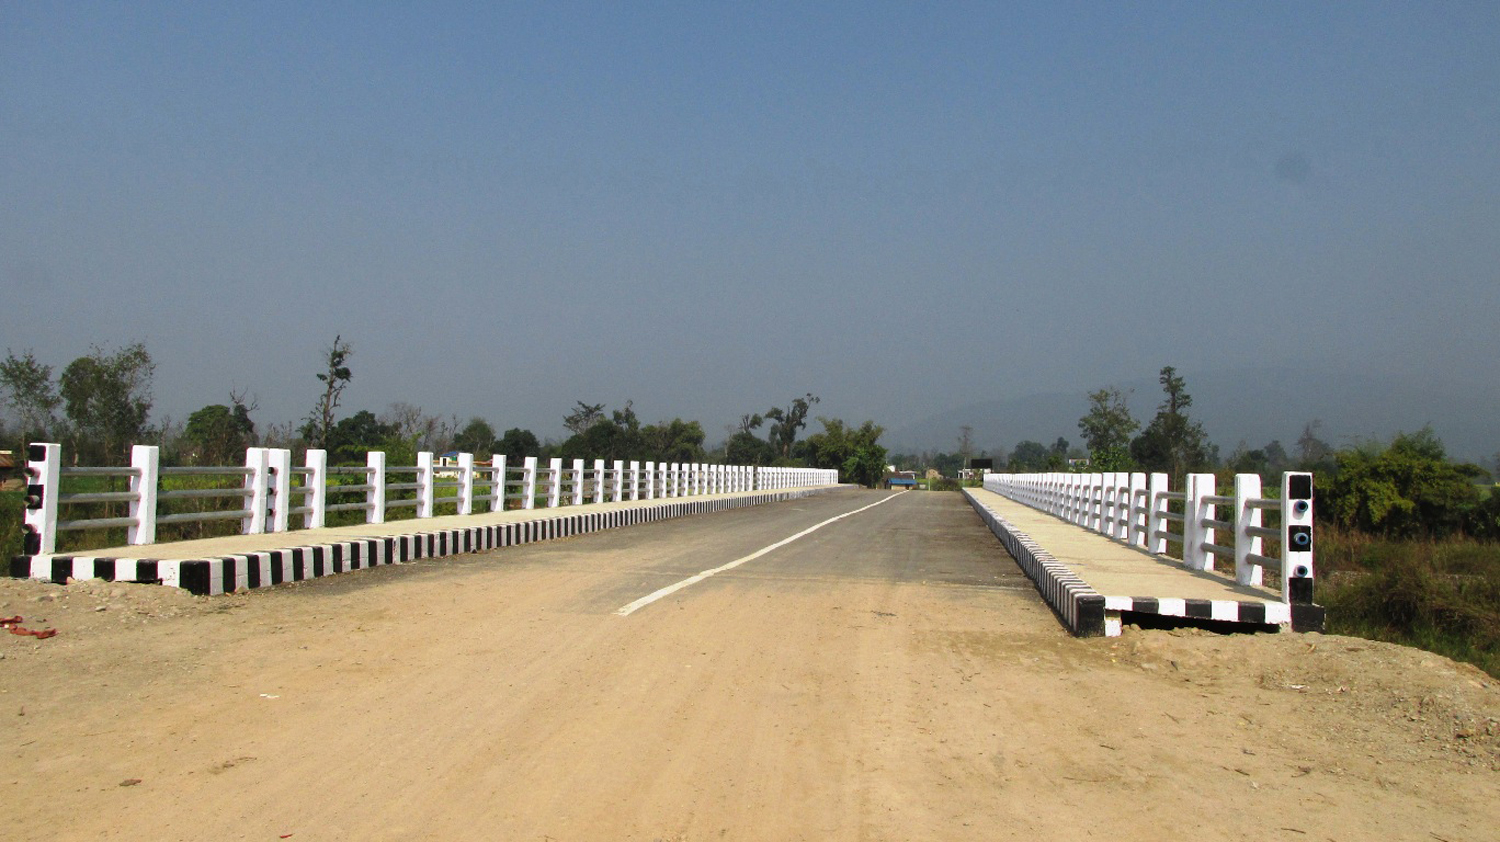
305, 335, 352, 449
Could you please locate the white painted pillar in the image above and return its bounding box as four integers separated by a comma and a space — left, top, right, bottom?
1234, 473, 1263, 586
547, 457, 563, 507
242, 447, 269, 535
490, 454, 507, 511
268, 448, 293, 533
416, 451, 435, 519
1282, 472, 1316, 605
571, 459, 585, 505
1184, 472, 1216, 571
22, 443, 61, 555
1148, 472, 1169, 554
127, 444, 159, 545
1128, 472, 1147, 548
522, 456, 538, 510
612, 460, 624, 502
629, 460, 641, 500
304, 448, 328, 529
457, 452, 475, 515
644, 461, 656, 500
367, 450, 387, 523
593, 459, 606, 503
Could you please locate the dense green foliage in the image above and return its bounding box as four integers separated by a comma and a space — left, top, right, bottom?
802, 418, 888, 487
1321, 428, 1492, 539
183, 401, 257, 465
1078, 386, 1138, 470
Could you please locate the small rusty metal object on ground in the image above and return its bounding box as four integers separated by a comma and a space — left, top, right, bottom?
1, 615, 58, 639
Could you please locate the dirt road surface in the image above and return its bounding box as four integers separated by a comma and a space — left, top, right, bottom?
3, 489, 1497, 841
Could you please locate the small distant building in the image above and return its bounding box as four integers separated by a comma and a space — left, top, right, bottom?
885, 470, 919, 490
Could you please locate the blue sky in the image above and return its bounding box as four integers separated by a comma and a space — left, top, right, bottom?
2, 2, 1497, 451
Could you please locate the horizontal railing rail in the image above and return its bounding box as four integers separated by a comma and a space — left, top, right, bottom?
982, 469, 1316, 606
18, 442, 839, 557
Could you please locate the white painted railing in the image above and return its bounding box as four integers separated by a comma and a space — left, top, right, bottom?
983, 470, 1315, 605
18, 442, 839, 555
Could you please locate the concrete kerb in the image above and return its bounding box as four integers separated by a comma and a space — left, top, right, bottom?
9, 486, 844, 596
962, 489, 1107, 636
963, 488, 1297, 637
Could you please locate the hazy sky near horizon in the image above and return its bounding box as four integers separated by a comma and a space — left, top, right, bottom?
3, 2, 1497, 445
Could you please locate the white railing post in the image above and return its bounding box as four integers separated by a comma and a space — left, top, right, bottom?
1098, 468, 1110, 534
1183, 472, 1215, 571
612, 460, 624, 502
522, 456, 538, 510
593, 458, 606, 503
571, 459, 585, 505
242, 447, 269, 535
457, 452, 475, 515
1234, 473, 1263, 586
21, 442, 61, 555
1148, 472, 1169, 554
416, 451, 435, 518
367, 450, 387, 523
1282, 472, 1316, 605
1128, 472, 1147, 548
546, 457, 563, 507
629, 461, 641, 500
490, 454, 507, 511
268, 448, 293, 533
304, 448, 328, 529
127, 444, 159, 546
644, 461, 656, 500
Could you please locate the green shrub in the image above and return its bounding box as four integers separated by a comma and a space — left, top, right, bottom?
1317, 526, 1500, 677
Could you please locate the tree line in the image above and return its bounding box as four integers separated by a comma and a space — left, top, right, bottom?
891, 364, 1500, 542
1, 340, 891, 487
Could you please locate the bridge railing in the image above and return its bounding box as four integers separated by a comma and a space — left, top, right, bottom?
982, 470, 1315, 605
18, 442, 840, 556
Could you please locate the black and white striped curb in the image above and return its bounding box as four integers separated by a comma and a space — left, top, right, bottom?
963, 490, 1294, 636
10, 489, 831, 596
963, 489, 1107, 636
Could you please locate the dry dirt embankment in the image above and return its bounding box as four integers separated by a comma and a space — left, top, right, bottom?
2, 491, 1497, 841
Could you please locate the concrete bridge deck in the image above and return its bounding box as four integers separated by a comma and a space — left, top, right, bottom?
963, 487, 1308, 636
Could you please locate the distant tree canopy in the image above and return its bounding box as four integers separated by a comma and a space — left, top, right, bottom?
1322, 427, 1492, 539
452, 417, 498, 455
497, 428, 541, 462
302, 335, 352, 450
1078, 386, 1138, 471
765, 393, 819, 459
725, 430, 778, 466
58, 343, 155, 464
0, 350, 60, 443
555, 401, 706, 465
1009, 440, 1050, 472
803, 418, 887, 487
1129, 366, 1212, 478
183, 399, 257, 465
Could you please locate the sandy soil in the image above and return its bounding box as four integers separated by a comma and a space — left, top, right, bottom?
2, 496, 1497, 841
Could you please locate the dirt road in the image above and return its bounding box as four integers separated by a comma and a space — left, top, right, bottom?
3, 489, 1497, 841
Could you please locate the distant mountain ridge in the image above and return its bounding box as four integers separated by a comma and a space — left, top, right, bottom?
886, 366, 1496, 464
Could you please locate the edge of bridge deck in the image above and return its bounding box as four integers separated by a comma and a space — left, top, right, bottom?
963, 487, 1295, 637
9, 486, 845, 596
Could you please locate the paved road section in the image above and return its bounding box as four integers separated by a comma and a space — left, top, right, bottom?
5, 488, 1495, 841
